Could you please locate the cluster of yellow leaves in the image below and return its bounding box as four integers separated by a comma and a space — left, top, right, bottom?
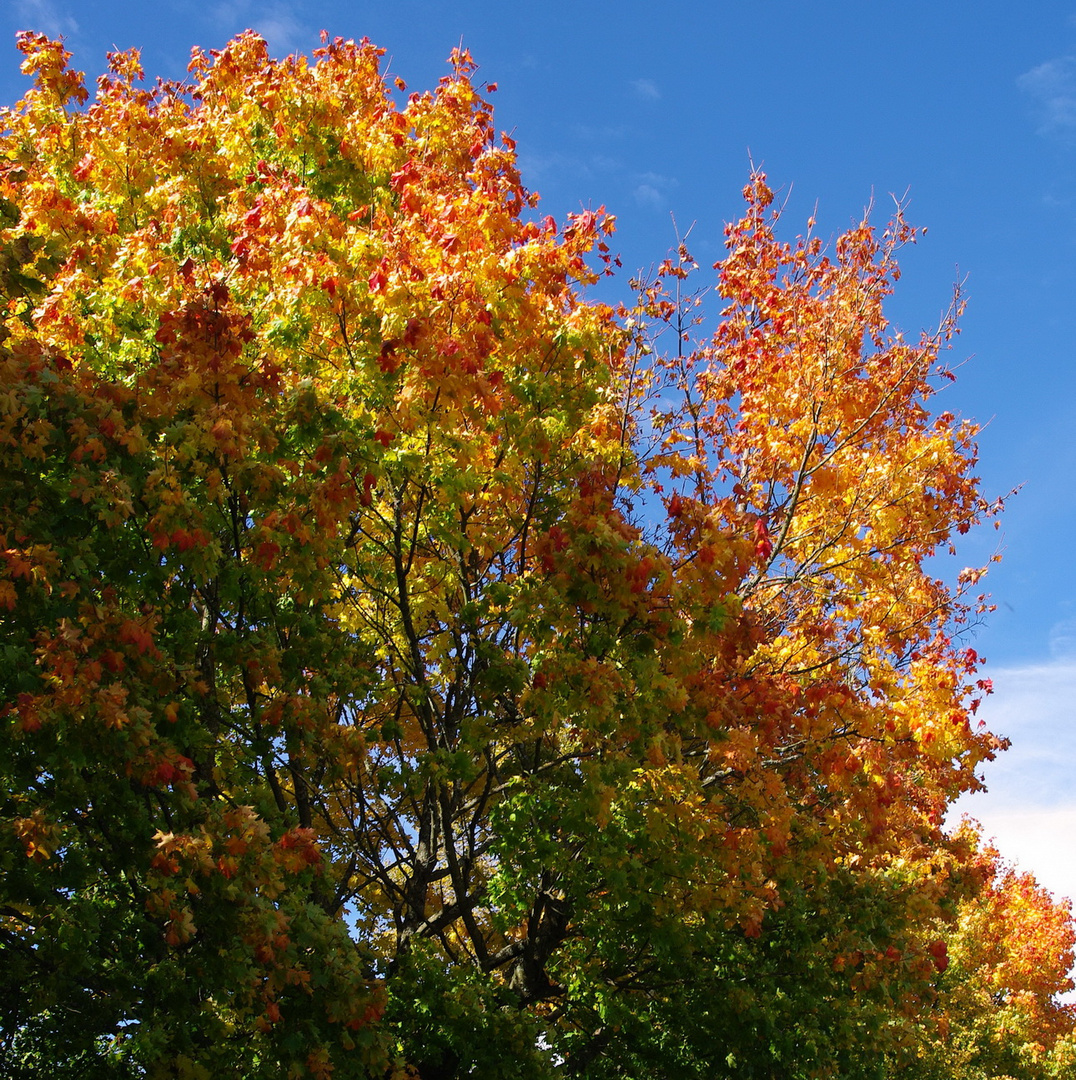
633, 177, 1007, 892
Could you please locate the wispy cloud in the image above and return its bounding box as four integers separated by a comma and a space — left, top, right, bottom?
515, 149, 621, 190
253, 8, 311, 57
571, 122, 629, 143
634, 184, 663, 209
14, 0, 79, 38
964, 660, 1076, 803
951, 659, 1076, 903
631, 77, 660, 101
633, 170, 678, 210
1050, 616, 1076, 659
1018, 55, 1076, 137
209, 0, 314, 58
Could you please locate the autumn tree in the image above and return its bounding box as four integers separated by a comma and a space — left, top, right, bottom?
0, 29, 1066, 1080
895, 830, 1076, 1080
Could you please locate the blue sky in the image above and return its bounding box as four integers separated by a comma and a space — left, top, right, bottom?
5, 1, 1076, 905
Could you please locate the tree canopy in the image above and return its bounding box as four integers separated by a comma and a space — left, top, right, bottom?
1, 29, 1073, 1079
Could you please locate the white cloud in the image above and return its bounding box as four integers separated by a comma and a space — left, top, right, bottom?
955, 804, 1076, 905
945, 658, 1076, 1000
631, 77, 660, 101
950, 659, 1076, 903
967, 660, 1076, 801
1018, 56, 1076, 136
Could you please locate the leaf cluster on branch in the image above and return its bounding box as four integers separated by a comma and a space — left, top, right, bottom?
0, 29, 1071, 1080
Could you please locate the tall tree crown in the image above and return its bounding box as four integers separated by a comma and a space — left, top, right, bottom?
1, 29, 1067, 1080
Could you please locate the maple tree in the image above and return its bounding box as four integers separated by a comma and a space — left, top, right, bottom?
1, 29, 1073, 1080
898, 832, 1076, 1080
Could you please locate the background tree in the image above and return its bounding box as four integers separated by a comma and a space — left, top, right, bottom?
0, 29, 1071, 1079
896, 830, 1076, 1080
